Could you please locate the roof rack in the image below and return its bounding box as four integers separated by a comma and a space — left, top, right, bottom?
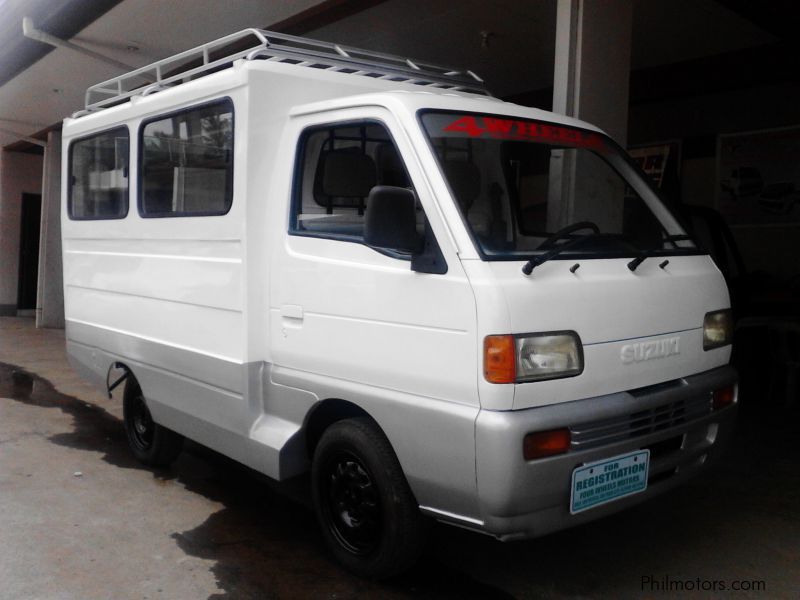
80, 28, 490, 115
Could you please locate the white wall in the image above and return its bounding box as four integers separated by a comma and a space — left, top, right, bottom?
0, 150, 43, 313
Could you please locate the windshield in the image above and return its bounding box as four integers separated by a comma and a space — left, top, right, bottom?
420, 111, 696, 260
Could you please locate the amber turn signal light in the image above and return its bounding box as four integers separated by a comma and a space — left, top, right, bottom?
484, 335, 516, 384
712, 385, 736, 410
523, 428, 571, 460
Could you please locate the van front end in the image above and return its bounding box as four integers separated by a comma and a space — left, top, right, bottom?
465, 254, 738, 539
418, 107, 737, 539
474, 365, 737, 540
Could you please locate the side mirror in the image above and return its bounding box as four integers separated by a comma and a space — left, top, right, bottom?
364, 186, 422, 254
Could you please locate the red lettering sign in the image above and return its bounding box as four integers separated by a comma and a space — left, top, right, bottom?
442, 116, 483, 137
442, 115, 605, 149
483, 118, 514, 137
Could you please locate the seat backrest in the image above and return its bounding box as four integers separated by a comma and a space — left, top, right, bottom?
442, 159, 481, 212
313, 150, 377, 210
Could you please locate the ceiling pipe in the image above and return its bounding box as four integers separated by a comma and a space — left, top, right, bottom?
22, 16, 147, 76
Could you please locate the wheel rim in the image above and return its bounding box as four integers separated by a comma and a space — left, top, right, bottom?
322, 450, 381, 555
129, 392, 154, 451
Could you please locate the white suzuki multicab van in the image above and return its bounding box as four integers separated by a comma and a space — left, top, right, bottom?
62, 30, 737, 577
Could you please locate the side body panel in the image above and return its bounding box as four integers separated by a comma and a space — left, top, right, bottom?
267, 106, 481, 517
62, 79, 251, 439
61, 64, 425, 480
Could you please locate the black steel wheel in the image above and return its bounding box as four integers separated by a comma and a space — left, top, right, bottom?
127, 390, 155, 452
122, 377, 183, 467
312, 417, 426, 579
321, 449, 381, 555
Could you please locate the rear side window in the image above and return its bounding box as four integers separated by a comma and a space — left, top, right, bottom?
291, 121, 416, 241
139, 98, 234, 217
69, 127, 129, 220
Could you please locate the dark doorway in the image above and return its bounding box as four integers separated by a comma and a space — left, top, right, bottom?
17, 193, 42, 311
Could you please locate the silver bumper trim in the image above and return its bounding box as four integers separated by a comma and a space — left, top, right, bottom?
474, 365, 738, 539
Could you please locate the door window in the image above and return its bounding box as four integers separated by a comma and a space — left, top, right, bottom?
290, 121, 424, 242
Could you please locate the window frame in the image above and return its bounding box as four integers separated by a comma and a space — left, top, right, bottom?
67, 125, 130, 221
137, 96, 235, 219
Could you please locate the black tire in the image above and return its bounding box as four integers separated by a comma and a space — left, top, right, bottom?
122, 377, 183, 467
311, 417, 427, 579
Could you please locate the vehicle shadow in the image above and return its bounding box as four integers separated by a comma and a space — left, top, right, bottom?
3, 362, 796, 598
0, 362, 514, 599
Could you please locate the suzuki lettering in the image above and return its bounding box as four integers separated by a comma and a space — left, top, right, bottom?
620, 337, 681, 364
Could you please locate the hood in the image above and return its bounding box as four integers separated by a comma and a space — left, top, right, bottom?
467, 254, 732, 410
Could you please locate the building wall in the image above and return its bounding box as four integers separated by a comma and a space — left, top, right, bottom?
0, 150, 43, 314
629, 82, 800, 280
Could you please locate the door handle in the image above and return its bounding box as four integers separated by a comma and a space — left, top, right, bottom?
280, 304, 304, 321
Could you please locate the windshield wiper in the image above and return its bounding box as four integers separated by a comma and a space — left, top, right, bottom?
523, 232, 691, 275
627, 251, 650, 271
662, 233, 692, 247
629, 250, 677, 272
522, 234, 600, 275
628, 234, 693, 271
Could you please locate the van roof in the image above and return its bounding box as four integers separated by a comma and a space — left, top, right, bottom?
73, 28, 491, 118
65, 28, 606, 141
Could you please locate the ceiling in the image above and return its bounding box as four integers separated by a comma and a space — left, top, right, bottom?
0, 0, 781, 150
0, 0, 122, 89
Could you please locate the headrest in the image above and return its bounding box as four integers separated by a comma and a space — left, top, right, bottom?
442, 160, 481, 211
320, 150, 377, 197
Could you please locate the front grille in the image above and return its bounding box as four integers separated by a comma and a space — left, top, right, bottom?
570, 393, 712, 450
644, 435, 683, 459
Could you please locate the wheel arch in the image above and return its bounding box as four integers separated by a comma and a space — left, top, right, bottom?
106, 360, 136, 399
304, 398, 377, 458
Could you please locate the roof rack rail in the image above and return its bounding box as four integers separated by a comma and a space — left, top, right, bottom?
81, 28, 490, 115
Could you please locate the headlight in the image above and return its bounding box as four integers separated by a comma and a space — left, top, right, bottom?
484, 331, 583, 383
516, 332, 583, 381
703, 309, 733, 350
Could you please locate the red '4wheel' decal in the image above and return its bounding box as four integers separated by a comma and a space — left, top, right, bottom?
442, 115, 605, 149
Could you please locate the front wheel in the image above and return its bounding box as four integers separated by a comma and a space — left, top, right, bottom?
122, 377, 183, 467
311, 417, 426, 579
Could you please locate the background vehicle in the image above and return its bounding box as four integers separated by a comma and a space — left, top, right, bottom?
758, 182, 799, 214
721, 166, 763, 199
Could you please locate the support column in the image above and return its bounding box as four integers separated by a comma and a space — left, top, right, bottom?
36, 130, 64, 329
553, 0, 633, 143
549, 0, 633, 231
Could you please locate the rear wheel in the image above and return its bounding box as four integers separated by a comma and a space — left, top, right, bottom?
312, 417, 426, 579
122, 377, 183, 467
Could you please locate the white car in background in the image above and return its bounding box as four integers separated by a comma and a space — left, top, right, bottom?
721, 166, 763, 199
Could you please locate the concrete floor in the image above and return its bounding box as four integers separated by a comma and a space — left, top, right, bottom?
1, 316, 798, 599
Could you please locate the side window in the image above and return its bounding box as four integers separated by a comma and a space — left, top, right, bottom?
69, 126, 129, 220
290, 121, 420, 241
140, 98, 233, 217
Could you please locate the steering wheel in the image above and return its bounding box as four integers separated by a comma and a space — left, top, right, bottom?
538, 221, 600, 249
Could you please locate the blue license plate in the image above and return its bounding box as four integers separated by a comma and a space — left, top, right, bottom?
570, 449, 650, 514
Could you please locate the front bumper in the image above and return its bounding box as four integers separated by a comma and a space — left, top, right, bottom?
474, 366, 737, 540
